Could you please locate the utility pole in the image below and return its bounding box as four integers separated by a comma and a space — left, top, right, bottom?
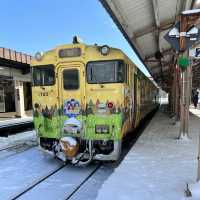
178, 11, 200, 139
178, 14, 190, 139
175, 62, 180, 122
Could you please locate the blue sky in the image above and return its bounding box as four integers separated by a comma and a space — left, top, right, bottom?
0, 0, 149, 75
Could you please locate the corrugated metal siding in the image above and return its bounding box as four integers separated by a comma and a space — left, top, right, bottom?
158, 0, 179, 22
0, 47, 31, 64
137, 33, 157, 57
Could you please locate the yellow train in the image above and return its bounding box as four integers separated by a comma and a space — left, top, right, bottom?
31, 38, 159, 165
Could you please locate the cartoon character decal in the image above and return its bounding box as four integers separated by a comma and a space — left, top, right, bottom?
63, 99, 82, 134
64, 99, 81, 117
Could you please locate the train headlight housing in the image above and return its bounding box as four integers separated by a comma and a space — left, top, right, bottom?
35, 51, 44, 61
100, 45, 110, 56
95, 125, 109, 134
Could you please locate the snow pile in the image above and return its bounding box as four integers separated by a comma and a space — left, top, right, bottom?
0, 130, 37, 150
60, 136, 78, 146
96, 106, 200, 200
182, 9, 200, 15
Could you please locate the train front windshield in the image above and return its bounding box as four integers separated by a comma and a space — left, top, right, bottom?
86, 60, 126, 84
32, 65, 55, 86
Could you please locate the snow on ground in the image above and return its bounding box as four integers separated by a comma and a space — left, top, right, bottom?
96, 105, 200, 200
69, 165, 113, 200
0, 147, 62, 200
0, 130, 37, 150
17, 164, 97, 200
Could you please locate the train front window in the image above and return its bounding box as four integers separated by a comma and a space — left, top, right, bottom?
63, 69, 79, 90
32, 65, 55, 86
86, 60, 125, 84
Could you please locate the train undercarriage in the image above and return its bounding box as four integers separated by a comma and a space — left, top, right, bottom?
39, 137, 121, 165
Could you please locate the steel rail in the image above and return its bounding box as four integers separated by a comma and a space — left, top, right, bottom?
0, 142, 37, 152
65, 163, 102, 200
10, 164, 66, 200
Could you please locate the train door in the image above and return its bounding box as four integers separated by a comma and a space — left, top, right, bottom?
58, 63, 85, 136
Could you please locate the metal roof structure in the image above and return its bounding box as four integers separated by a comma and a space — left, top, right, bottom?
99, 0, 200, 90
0, 47, 31, 74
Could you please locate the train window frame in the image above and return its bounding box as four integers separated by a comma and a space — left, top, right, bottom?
86, 60, 126, 84
63, 69, 80, 90
125, 64, 129, 84
32, 65, 55, 87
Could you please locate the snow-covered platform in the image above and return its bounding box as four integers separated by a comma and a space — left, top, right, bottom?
97, 105, 200, 200
0, 116, 34, 137
0, 116, 33, 128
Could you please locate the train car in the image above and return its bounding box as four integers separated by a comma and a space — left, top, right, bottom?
31, 39, 159, 165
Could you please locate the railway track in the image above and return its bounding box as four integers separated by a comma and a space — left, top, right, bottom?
10, 163, 101, 200
0, 143, 37, 161
1, 110, 157, 200
65, 164, 101, 200
10, 164, 66, 200
0, 142, 37, 153
0, 143, 31, 152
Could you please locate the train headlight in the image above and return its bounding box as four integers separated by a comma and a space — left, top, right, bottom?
100, 45, 110, 56
35, 51, 44, 61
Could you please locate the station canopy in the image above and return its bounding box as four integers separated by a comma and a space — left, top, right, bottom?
0, 47, 31, 74
100, 0, 200, 91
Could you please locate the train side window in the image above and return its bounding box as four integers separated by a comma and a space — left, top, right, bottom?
63, 69, 79, 90
86, 60, 126, 84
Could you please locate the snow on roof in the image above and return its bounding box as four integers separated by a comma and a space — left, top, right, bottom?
182, 9, 200, 15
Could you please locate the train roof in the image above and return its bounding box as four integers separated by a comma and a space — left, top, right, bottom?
31, 43, 127, 66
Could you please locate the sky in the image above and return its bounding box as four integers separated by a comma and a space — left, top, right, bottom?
0, 0, 150, 76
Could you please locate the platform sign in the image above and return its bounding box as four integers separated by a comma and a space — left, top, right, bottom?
189, 47, 200, 59
164, 22, 200, 52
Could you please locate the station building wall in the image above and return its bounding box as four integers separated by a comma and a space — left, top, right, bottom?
0, 66, 32, 113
